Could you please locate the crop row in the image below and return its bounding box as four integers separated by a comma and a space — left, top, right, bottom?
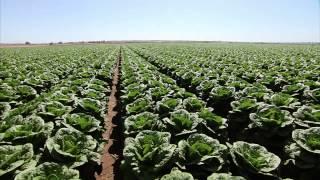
120, 48, 253, 179
0, 45, 119, 179
123, 44, 320, 180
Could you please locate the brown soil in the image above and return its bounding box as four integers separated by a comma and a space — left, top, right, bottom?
95, 49, 123, 180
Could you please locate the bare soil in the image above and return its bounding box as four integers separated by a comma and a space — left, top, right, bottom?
95, 50, 123, 180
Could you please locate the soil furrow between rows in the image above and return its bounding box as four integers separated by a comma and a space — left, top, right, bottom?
96, 48, 123, 180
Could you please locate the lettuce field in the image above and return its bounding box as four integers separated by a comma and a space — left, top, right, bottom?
0, 43, 319, 180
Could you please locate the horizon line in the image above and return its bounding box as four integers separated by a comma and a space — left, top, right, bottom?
1, 40, 320, 45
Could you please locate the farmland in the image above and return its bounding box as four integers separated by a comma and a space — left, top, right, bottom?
0, 43, 320, 180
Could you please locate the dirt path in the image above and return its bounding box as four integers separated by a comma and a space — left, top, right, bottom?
96, 49, 123, 180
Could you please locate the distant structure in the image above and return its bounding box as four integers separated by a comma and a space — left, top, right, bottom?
25, 41, 31, 45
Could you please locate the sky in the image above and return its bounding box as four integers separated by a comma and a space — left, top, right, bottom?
0, 0, 319, 43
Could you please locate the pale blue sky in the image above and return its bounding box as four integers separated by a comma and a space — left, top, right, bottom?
1, 0, 319, 43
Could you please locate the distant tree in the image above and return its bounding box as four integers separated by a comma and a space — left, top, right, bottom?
49, 42, 54, 45
25, 41, 31, 45
58, 41, 63, 44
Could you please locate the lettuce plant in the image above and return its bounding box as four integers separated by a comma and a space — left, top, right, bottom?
0, 102, 10, 118
258, 75, 287, 91
0, 115, 24, 132
304, 88, 320, 103
0, 84, 16, 102
197, 108, 227, 137
76, 98, 103, 117
226, 79, 249, 91
196, 80, 217, 94
0, 143, 34, 176
37, 101, 72, 119
182, 97, 206, 112
177, 134, 227, 173
124, 112, 165, 136
149, 87, 171, 101
156, 97, 182, 115
126, 97, 152, 115
282, 83, 305, 97
0, 115, 53, 144
122, 130, 177, 179
160, 168, 194, 180
81, 89, 105, 100
242, 85, 271, 101
45, 128, 100, 168
122, 88, 145, 104
173, 88, 195, 99
229, 141, 281, 175
87, 83, 104, 92
293, 127, 320, 154
293, 105, 320, 128
16, 85, 37, 101
229, 98, 258, 121
249, 104, 294, 137
207, 173, 246, 180
209, 86, 235, 103
63, 113, 101, 133
264, 93, 300, 111
164, 109, 200, 136
285, 127, 320, 169
49, 91, 75, 106
23, 77, 44, 90
14, 162, 80, 180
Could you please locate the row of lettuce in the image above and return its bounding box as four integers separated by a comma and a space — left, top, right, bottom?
121, 44, 320, 180
0, 45, 118, 179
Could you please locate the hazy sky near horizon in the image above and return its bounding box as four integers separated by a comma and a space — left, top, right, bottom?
1, 0, 319, 43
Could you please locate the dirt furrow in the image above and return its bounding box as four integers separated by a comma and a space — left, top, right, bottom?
96, 48, 123, 180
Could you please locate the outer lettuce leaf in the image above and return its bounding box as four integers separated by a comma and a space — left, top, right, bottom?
207, 173, 246, 180
0, 143, 34, 176
304, 88, 320, 103
14, 162, 80, 180
0, 102, 10, 118
160, 168, 194, 180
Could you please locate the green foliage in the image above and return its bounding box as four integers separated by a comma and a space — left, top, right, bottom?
123, 130, 177, 179
14, 162, 80, 180
0, 143, 34, 176
229, 141, 281, 175
45, 128, 100, 168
